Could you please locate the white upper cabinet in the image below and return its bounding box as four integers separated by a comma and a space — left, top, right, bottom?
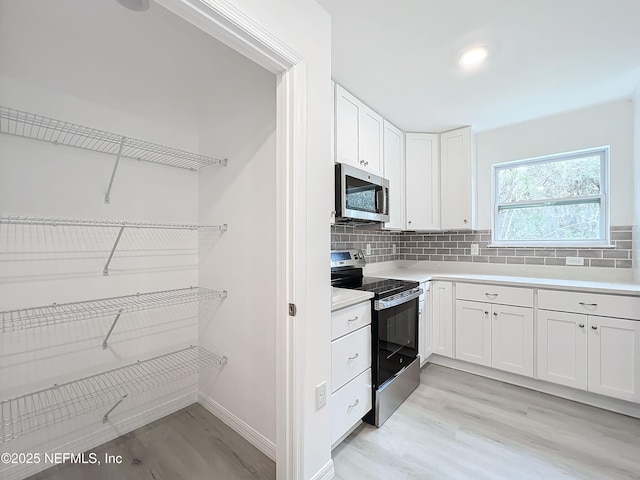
383, 120, 405, 230
405, 133, 440, 231
588, 315, 640, 403
361, 105, 383, 174
440, 126, 477, 230
334, 84, 383, 175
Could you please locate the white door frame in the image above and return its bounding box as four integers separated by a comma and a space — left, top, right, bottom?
155, 1, 306, 479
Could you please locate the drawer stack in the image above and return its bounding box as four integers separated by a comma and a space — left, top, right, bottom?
331, 300, 373, 445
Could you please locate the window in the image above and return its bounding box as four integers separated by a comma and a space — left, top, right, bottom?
492, 147, 609, 246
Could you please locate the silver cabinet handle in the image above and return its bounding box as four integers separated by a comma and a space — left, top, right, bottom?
348, 353, 359, 360
485, 293, 498, 299
493, 312, 498, 316
463, 219, 468, 223
592, 325, 598, 330
348, 399, 360, 409
365, 161, 369, 166
579, 302, 598, 307
408, 220, 412, 224
484, 311, 489, 315
578, 323, 585, 328
347, 316, 359, 322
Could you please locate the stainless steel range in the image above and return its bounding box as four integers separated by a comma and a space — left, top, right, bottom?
331, 249, 421, 426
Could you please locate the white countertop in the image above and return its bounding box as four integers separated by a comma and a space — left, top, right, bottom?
367, 267, 640, 296
331, 287, 374, 311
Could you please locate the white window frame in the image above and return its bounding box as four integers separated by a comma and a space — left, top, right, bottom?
491, 146, 610, 247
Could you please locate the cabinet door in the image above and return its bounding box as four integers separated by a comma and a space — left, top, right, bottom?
405, 133, 440, 230
431, 281, 453, 357
455, 300, 491, 366
588, 315, 640, 402
383, 120, 405, 230
360, 105, 383, 175
491, 305, 533, 377
537, 310, 587, 390
440, 127, 476, 230
418, 299, 426, 365
424, 288, 433, 361
335, 84, 361, 168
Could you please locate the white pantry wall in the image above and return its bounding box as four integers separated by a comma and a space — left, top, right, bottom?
197, 59, 277, 445
476, 100, 635, 230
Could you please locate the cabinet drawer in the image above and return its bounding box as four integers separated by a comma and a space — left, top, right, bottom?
332, 301, 371, 341
331, 368, 372, 444
538, 290, 640, 320
331, 326, 371, 392
456, 282, 533, 308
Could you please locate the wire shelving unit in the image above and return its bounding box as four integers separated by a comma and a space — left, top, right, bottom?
0, 346, 227, 443
0, 215, 228, 275
0, 106, 228, 203
1, 286, 227, 349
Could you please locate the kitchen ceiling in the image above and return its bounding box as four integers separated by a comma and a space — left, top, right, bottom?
317, 0, 640, 132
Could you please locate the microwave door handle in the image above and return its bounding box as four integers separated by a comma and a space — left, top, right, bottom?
375, 187, 384, 214
383, 186, 388, 215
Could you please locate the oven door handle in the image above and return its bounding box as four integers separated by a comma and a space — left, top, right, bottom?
374, 287, 423, 311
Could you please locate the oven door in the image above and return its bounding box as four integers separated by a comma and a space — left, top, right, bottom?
375, 295, 419, 388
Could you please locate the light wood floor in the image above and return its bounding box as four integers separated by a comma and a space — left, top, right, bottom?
333, 364, 640, 480
28, 403, 275, 480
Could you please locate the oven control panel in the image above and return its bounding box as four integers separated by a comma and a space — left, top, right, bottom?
330, 249, 366, 268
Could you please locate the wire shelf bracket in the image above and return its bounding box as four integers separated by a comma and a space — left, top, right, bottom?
1, 287, 229, 342
0, 216, 228, 276
0, 106, 228, 203
0, 346, 228, 443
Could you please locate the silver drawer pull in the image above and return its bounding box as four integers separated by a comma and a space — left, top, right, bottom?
347, 316, 359, 322
579, 302, 598, 307
348, 399, 360, 409
579, 323, 585, 328
348, 353, 359, 361
485, 293, 498, 299
592, 325, 598, 330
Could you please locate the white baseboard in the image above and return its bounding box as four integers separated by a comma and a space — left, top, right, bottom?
310, 458, 335, 480
196, 391, 276, 461
428, 355, 640, 419
2, 392, 197, 480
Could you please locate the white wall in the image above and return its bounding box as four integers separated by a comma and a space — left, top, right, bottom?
208, 1, 333, 478
634, 92, 640, 281
197, 61, 277, 444
477, 100, 635, 230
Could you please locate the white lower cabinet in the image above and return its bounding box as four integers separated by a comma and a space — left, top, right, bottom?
587, 315, 640, 402
455, 300, 491, 366
537, 310, 588, 390
432, 281, 453, 357
491, 304, 534, 377
331, 368, 372, 444
331, 326, 372, 392
331, 299, 373, 446
538, 310, 640, 402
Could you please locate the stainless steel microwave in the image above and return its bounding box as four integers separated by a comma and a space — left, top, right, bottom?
335, 163, 390, 223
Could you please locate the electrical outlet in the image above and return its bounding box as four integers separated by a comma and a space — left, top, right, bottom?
316, 382, 327, 409
470, 244, 479, 255
392, 243, 396, 255
366, 243, 372, 256
566, 256, 584, 266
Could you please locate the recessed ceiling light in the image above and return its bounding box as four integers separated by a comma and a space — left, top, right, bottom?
459, 45, 488, 68
115, 0, 150, 11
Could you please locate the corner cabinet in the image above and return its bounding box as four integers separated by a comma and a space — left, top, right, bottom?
440, 127, 477, 230
383, 120, 405, 230
405, 133, 440, 231
334, 84, 382, 175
